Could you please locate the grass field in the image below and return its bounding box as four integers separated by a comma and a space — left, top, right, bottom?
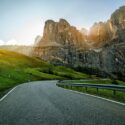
0, 49, 90, 93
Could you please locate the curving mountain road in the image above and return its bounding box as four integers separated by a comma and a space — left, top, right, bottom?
0, 81, 125, 125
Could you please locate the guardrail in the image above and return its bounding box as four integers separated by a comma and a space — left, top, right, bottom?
57, 81, 125, 95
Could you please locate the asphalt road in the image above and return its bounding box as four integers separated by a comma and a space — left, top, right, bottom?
0, 81, 125, 125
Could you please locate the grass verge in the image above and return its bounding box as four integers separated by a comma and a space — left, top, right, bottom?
58, 80, 125, 103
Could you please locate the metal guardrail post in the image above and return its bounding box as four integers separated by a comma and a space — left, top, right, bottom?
82, 86, 84, 92
85, 87, 87, 92
97, 88, 99, 93
70, 85, 72, 89
113, 90, 116, 95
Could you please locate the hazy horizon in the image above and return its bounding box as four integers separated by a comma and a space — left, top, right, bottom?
0, 0, 125, 45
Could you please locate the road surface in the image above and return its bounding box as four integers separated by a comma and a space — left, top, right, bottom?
0, 81, 125, 125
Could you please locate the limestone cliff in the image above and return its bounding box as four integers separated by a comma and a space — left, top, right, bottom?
34, 19, 88, 65
33, 6, 125, 80
88, 21, 113, 48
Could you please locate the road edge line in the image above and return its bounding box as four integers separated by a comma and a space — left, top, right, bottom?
62, 88, 125, 106
0, 86, 17, 102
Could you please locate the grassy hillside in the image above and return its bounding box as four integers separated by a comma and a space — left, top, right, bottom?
0, 49, 89, 92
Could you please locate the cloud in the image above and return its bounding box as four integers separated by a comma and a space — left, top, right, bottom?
10, 17, 43, 45
5, 39, 18, 45
0, 40, 4, 45
1, 18, 43, 46
0, 39, 20, 45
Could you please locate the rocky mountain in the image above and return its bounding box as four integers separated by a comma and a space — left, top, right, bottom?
88, 21, 113, 48
34, 35, 42, 45
34, 19, 88, 64
33, 6, 125, 80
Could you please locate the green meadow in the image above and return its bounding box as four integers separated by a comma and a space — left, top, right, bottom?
0, 49, 89, 93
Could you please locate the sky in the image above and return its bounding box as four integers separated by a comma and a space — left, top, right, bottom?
0, 0, 125, 45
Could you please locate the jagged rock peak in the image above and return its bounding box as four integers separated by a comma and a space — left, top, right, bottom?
45, 19, 55, 24
111, 6, 125, 29
59, 18, 70, 26
34, 35, 42, 45
43, 19, 70, 33
44, 18, 70, 26
33, 6, 125, 80
112, 5, 125, 16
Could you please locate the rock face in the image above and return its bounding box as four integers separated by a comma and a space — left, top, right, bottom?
34, 19, 88, 65
87, 6, 125, 48
111, 6, 125, 30
34, 35, 42, 45
88, 21, 113, 48
33, 6, 125, 80
37, 19, 87, 48
78, 39, 125, 80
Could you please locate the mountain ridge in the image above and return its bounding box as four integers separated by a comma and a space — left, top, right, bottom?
29, 6, 125, 80
33, 6, 125, 80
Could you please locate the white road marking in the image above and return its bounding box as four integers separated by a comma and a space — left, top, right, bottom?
0, 86, 17, 102
62, 88, 125, 106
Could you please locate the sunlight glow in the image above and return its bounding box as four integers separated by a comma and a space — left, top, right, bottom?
0, 40, 4, 45
5, 39, 18, 45
9, 18, 43, 45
